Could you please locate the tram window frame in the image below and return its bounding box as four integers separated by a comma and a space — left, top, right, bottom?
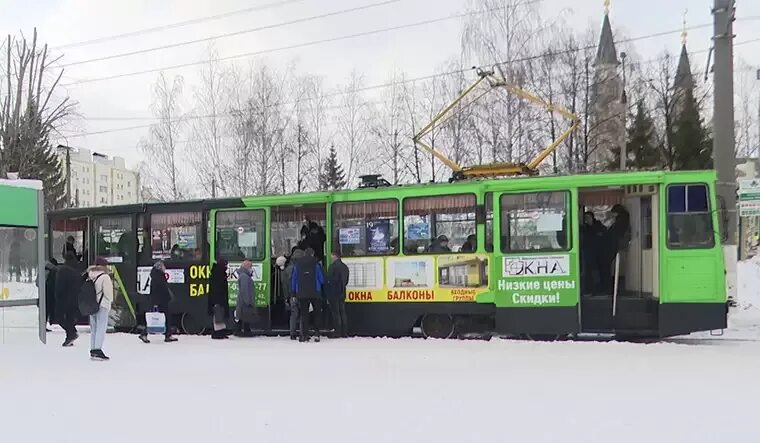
499, 191, 570, 253
402, 193, 477, 255
666, 183, 715, 250
215, 210, 267, 262
50, 217, 89, 264
485, 192, 494, 252
149, 212, 204, 262
332, 199, 399, 258
92, 215, 135, 264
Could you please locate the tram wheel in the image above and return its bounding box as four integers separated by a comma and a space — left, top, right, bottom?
181, 313, 206, 335
525, 334, 561, 342
421, 314, 455, 339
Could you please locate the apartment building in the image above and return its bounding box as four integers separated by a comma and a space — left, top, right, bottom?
57, 146, 140, 208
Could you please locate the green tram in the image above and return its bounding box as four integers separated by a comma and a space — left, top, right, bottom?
46, 169, 727, 339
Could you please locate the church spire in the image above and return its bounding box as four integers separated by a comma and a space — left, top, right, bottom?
595, 0, 619, 66
675, 10, 694, 92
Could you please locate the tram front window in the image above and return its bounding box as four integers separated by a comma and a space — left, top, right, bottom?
51, 217, 88, 264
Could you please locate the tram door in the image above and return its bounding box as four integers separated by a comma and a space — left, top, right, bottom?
90, 214, 139, 329
212, 208, 270, 331
269, 204, 327, 332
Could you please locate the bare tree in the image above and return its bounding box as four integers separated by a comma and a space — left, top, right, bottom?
303, 75, 330, 191
139, 73, 187, 201
648, 53, 678, 170
189, 45, 230, 197
336, 70, 372, 185
372, 71, 406, 184
0, 29, 75, 208
735, 57, 759, 158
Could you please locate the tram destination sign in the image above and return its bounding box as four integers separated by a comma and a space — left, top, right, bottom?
739, 179, 760, 216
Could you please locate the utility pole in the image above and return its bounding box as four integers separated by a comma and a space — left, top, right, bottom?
712, 0, 737, 303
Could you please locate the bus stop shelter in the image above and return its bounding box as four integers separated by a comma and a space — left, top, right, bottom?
0, 178, 45, 344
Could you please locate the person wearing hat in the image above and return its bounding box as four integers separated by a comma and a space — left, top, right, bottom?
427, 235, 451, 253
208, 259, 230, 339
87, 257, 114, 361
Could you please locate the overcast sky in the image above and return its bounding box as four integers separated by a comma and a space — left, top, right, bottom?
1, 0, 759, 169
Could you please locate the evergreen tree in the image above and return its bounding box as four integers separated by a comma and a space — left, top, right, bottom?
672, 88, 713, 170
607, 100, 662, 170
318, 145, 347, 191
626, 100, 662, 169
1, 107, 66, 209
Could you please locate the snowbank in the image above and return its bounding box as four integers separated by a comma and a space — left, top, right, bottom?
733, 258, 760, 333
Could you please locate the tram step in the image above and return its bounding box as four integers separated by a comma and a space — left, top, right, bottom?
581, 297, 659, 331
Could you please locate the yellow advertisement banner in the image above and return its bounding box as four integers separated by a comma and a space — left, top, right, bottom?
344, 254, 489, 303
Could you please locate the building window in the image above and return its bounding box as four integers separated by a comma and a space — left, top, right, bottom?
100, 174, 108, 181
332, 200, 398, 257
500, 191, 569, 253
403, 194, 476, 254
99, 185, 107, 193
151, 212, 203, 261
127, 181, 131, 187
215, 210, 266, 261
667, 184, 714, 249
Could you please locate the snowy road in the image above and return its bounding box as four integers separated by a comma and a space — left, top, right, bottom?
1, 331, 759, 443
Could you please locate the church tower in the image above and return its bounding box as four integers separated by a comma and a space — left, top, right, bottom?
673, 16, 694, 118
589, 0, 626, 172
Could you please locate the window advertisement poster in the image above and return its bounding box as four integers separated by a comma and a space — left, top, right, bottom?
339, 227, 361, 245
366, 220, 390, 253
407, 223, 430, 240
177, 230, 197, 249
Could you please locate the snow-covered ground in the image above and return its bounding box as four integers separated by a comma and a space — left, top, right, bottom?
1, 260, 760, 442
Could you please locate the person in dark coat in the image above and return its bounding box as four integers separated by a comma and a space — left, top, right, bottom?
291, 248, 325, 342
45, 258, 58, 330
598, 204, 631, 294
580, 211, 605, 295
283, 249, 304, 340
139, 260, 177, 343
459, 234, 476, 253
55, 252, 82, 347
427, 235, 451, 253
306, 220, 326, 263
63, 236, 77, 260
208, 259, 230, 339
326, 250, 350, 338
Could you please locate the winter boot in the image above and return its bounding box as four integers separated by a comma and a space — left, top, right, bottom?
138, 334, 150, 344
62, 333, 79, 347
90, 349, 110, 361
164, 335, 178, 343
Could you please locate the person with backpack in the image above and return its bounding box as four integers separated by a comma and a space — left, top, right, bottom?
86, 257, 114, 361
55, 252, 82, 347
291, 247, 325, 342
139, 260, 178, 343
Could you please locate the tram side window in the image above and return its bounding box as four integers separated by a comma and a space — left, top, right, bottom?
51, 217, 88, 263
500, 191, 569, 253
216, 210, 266, 261
403, 194, 476, 254
93, 216, 134, 264
150, 212, 203, 261
667, 184, 714, 249
332, 200, 398, 257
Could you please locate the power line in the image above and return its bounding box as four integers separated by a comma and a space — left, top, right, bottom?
51, 0, 308, 50
59, 0, 403, 68
59, 5, 509, 87
60, 27, 760, 138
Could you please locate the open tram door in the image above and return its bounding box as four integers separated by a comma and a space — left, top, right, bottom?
210, 207, 270, 332
578, 185, 660, 335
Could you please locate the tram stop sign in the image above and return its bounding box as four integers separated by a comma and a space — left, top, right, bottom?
739, 178, 760, 216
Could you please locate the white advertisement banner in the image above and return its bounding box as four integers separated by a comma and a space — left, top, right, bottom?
502, 255, 570, 278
